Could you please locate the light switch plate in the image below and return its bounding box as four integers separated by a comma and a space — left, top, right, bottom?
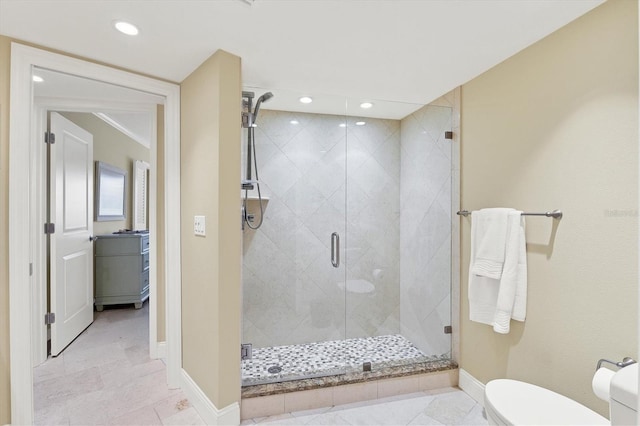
194, 215, 206, 236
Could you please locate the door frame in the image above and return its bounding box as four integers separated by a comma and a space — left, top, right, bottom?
9, 43, 183, 424
32, 99, 160, 365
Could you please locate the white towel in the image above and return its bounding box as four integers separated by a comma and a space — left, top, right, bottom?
469, 209, 527, 333
471, 208, 513, 279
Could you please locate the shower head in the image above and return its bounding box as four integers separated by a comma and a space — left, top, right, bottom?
258, 92, 274, 103
253, 92, 274, 122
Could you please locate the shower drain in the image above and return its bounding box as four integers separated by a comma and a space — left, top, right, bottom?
267, 365, 282, 374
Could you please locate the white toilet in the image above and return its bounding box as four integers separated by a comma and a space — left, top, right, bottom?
484, 364, 638, 425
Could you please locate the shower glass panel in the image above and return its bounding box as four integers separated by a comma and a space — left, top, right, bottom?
344, 100, 453, 370
241, 88, 454, 386
241, 88, 348, 385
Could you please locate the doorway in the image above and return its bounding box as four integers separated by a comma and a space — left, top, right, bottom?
31, 68, 162, 365
9, 43, 182, 424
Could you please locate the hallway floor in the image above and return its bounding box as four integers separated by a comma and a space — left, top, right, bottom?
34, 302, 486, 425
33, 303, 204, 425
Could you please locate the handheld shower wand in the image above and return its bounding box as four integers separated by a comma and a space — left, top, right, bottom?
241, 91, 274, 230
253, 92, 273, 120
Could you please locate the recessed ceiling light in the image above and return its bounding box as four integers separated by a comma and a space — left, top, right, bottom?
32, 75, 44, 83
339, 123, 347, 128
299, 96, 313, 104
355, 121, 366, 126
290, 120, 299, 125
360, 102, 373, 109
113, 20, 139, 36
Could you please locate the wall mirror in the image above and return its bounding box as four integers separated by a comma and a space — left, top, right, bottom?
95, 161, 126, 221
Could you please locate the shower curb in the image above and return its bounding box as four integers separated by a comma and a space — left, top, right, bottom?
242, 359, 457, 398
240, 364, 459, 420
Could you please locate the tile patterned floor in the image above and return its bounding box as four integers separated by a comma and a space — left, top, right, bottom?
34, 303, 485, 425
242, 388, 488, 425
242, 335, 446, 385
33, 303, 205, 425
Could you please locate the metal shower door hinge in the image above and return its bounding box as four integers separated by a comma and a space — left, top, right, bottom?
44, 312, 56, 325
444, 325, 452, 334
241, 343, 252, 360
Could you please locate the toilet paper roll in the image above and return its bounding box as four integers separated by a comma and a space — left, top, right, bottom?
592, 367, 616, 401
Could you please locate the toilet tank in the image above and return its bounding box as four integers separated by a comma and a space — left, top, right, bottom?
610, 363, 638, 425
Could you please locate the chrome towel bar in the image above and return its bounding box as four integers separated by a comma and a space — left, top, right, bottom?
457, 209, 563, 219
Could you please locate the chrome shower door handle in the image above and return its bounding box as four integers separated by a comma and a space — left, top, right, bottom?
331, 232, 340, 268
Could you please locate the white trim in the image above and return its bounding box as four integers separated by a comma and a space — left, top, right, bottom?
9, 42, 182, 425
31, 105, 48, 367
181, 369, 241, 426
156, 341, 167, 360
459, 368, 486, 406
9, 43, 36, 424
34, 96, 160, 114
163, 68, 182, 390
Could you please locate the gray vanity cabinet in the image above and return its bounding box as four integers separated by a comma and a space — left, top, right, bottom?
95, 233, 150, 311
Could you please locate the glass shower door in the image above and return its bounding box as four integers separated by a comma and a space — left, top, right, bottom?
241, 88, 348, 385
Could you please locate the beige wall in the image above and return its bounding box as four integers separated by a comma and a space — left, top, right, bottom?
0, 35, 11, 426
60, 112, 150, 235
180, 50, 242, 409
460, 0, 638, 417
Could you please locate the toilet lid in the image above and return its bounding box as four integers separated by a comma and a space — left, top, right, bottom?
485, 379, 609, 425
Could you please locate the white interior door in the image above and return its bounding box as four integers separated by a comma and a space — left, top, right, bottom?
50, 112, 95, 356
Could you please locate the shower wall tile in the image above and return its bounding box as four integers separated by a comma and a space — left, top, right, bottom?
377, 375, 421, 399
259, 150, 302, 196
284, 388, 334, 413
241, 394, 285, 420
243, 110, 401, 347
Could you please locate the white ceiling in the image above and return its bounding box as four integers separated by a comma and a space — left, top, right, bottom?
1, 0, 605, 118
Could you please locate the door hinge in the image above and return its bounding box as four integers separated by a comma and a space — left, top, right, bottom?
45, 131, 56, 144
29, 263, 33, 276
444, 325, 452, 334
444, 131, 453, 140
44, 223, 55, 234
241, 343, 252, 360
44, 312, 56, 325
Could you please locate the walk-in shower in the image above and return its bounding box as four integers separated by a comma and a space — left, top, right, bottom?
241, 91, 273, 230
241, 88, 457, 387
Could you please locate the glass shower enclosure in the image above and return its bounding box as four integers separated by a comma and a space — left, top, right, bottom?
241, 88, 453, 386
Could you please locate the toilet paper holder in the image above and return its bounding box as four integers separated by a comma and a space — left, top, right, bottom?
596, 357, 636, 371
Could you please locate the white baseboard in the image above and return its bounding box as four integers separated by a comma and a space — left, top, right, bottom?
181, 369, 240, 425
459, 368, 486, 406
156, 341, 167, 360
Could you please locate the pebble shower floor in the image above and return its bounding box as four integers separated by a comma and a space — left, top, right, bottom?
241, 334, 444, 386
